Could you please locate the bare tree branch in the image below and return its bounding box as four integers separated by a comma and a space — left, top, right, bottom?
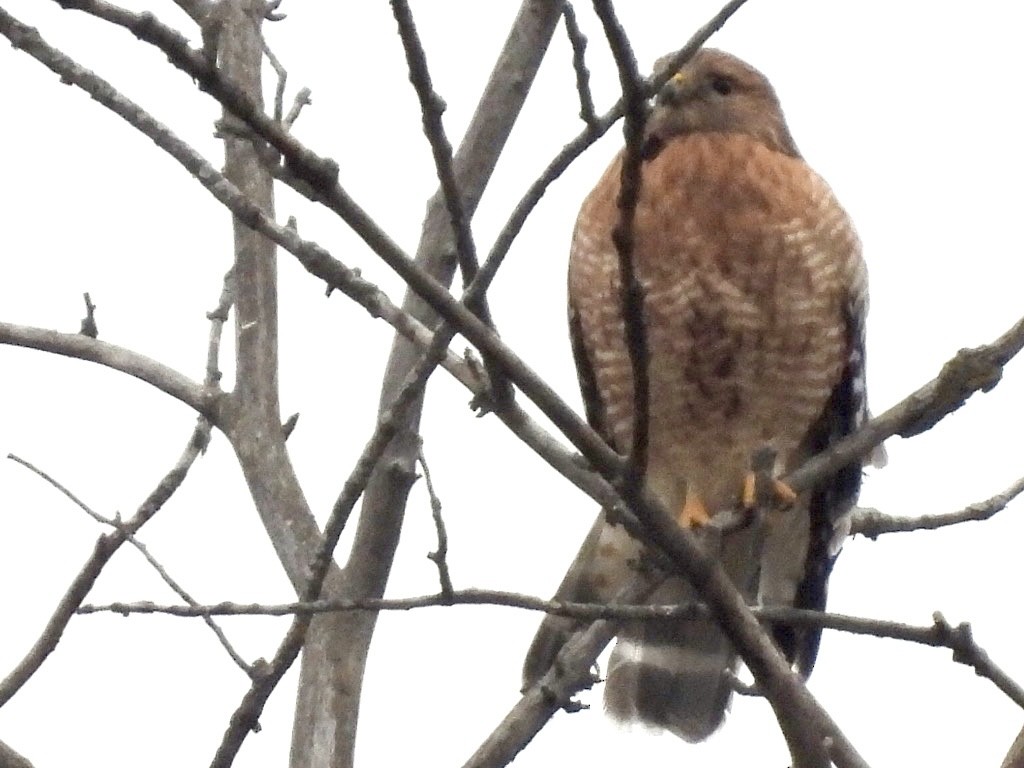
759, 608, 1024, 710
76, 591, 1024, 704
0, 321, 217, 418
561, 3, 598, 129
390, 0, 511, 407
30, 0, 621, 479
0, 260, 233, 706
0, 740, 34, 768
10, 454, 253, 676
418, 445, 454, 598
851, 474, 1024, 538
80, 588, 699, 620
1002, 723, 1024, 768
0, 5, 624, 556
787, 314, 1024, 494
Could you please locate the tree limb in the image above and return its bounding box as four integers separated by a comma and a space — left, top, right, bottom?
851, 474, 1024, 538
0, 321, 216, 418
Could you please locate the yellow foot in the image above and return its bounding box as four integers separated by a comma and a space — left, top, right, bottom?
677, 490, 711, 528
740, 470, 798, 510
772, 478, 798, 506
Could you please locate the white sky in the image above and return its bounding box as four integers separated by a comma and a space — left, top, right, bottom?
2, 2, 1024, 766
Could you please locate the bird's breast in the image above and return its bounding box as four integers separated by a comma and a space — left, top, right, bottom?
569, 134, 862, 512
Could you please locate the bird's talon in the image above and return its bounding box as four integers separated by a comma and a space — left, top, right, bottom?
772, 479, 798, 506
741, 471, 757, 509
677, 492, 711, 528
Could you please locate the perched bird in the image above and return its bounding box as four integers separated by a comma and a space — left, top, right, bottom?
522, 48, 880, 742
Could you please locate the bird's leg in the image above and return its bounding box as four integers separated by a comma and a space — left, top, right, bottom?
676, 486, 712, 528
741, 445, 797, 513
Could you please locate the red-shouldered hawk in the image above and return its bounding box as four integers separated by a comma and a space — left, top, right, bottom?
523, 49, 879, 742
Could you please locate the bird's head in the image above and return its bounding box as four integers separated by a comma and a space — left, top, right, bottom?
645, 48, 800, 158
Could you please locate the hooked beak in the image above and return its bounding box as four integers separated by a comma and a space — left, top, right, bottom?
657, 71, 693, 107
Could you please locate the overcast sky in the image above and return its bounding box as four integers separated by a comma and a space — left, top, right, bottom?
3, 2, 1024, 767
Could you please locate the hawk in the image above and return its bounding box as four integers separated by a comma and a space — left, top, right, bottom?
522, 49, 879, 742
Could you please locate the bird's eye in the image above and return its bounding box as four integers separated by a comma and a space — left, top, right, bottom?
710, 76, 733, 96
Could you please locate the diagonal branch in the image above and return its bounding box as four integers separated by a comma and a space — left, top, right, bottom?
33, 0, 622, 478
0, 740, 35, 768
787, 313, 1024, 494
390, 0, 512, 406
0, 5, 623, 553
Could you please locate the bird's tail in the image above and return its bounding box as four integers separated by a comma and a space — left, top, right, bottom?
522, 514, 763, 742
603, 577, 737, 742
602, 525, 760, 742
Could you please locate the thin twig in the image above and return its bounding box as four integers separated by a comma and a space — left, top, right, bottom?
282, 86, 311, 129
0, 420, 210, 706
79, 292, 98, 338
759, 608, 1024, 711
851, 474, 1024, 538
260, 31, 286, 122
561, 3, 598, 130
205, 270, 233, 388
418, 445, 454, 598
389, 0, 512, 408
78, 588, 700, 621
590, 0, 651, 491
9, 454, 253, 676
81, 591, 1024, 711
